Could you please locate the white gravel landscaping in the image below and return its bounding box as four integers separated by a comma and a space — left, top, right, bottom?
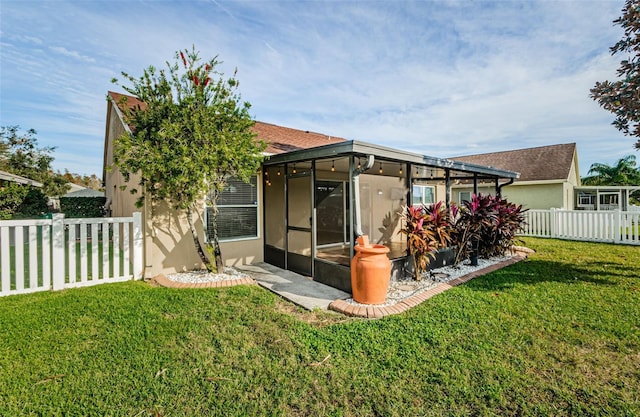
166, 267, 251, 284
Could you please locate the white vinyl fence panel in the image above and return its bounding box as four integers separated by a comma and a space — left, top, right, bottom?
0, 213, 142, 297
522, 209, 640, 245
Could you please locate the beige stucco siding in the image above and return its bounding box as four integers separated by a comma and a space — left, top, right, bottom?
104, 103, 143, 219
144, 174, 265, 276
144, 200, 205, 275
501, 183, 566, 209
451, 182, 569, 210
129, 177, 264, 277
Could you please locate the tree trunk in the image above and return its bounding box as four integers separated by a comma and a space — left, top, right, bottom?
186, 206, 211, 271
413, 255, 421, 281
208, 201, 225, 273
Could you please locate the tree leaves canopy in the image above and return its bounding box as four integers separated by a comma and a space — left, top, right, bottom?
590, 0, 640, 150
112, 47, 266, 272
0, 125, 69, 197
581, 154, 640, 185
113, 47, 266, 211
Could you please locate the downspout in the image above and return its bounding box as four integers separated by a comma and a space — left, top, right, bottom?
473, 173, 478, 196
352, 155, 375, 237
445, 169, 451, 208
497, 178, 515, 197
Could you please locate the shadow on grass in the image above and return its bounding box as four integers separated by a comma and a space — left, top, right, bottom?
464, 258, 619, 292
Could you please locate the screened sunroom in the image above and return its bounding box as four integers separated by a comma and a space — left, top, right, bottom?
262, 140, 519, 292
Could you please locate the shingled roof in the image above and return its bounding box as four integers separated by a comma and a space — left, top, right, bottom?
108, 91, 146, 113
452, 143, 577, 182
107, 91, 345, 154
254, 122, 345, 154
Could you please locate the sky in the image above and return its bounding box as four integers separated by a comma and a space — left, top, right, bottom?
0, 0, 636, 177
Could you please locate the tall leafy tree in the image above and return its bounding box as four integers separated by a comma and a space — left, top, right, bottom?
581, 154, 640, 185
61, 170, 103, 190
582, 155, 640, 204
0, 125, 69, 197
112, 47, 265, 272
591, 0, 640, 150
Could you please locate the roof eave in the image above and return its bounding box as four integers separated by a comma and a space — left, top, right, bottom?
263, 140, 519, 179
0, 170, 44, 187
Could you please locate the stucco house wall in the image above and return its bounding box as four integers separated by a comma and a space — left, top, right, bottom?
501, 182, 565, 209
104, 94, 265, 278
451, 180, 572, 210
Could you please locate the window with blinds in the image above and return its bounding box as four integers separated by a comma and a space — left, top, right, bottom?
206, 176, 259, 241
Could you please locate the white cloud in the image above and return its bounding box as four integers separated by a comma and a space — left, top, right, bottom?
0, 0, 636, 176
49, 46, 96, 63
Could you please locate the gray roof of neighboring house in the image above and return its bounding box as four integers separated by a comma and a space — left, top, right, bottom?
66, 182, 86, 193
63, 188, 105, 198
0, 170, 43, 187
451, 143, 577, 182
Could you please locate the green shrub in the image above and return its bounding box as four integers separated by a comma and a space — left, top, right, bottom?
13, 188, 49, 218
60, 196, 106, 218
0, 183, 30, 219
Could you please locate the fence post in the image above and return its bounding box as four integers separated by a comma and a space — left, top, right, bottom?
550, 208, 557, 238
51, 213, 65, 291
614, 210, 622, 243
132, 212, 144, 280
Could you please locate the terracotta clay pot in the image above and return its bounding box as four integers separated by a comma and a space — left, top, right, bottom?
351, 243, 392, 305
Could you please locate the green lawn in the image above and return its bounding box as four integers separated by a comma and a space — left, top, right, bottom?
0, 238, 638, 416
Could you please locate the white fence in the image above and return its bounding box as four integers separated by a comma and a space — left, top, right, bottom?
522, 209, 640, 245
0, 213, 143, 297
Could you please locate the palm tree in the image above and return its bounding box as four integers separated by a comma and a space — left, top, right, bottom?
582, 155, 640, 186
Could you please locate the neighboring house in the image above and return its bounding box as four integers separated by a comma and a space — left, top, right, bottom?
104, 91, 518, 291
50, 183, 94, 210
59, 187, 107, 218
0, 170, 43, 188
572, 186, 639, 211
451, 143, 639, 211
451, 143, 580, 210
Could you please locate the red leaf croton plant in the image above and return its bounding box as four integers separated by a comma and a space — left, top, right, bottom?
399, 201, 452, 281
399, 195, 527, 280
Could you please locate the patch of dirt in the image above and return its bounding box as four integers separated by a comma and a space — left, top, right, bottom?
273, 298, 357, 326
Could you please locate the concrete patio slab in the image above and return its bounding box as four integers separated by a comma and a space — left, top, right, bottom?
236, 262, 350, 311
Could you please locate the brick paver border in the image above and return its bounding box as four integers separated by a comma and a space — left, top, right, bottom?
329, 254, 527, 319
152, 274, 256, 289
